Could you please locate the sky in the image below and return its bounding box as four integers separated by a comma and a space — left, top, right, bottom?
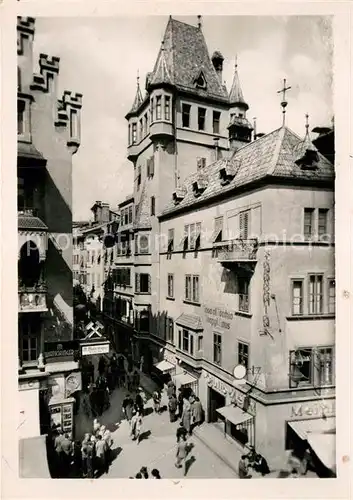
33, 16, 333, 221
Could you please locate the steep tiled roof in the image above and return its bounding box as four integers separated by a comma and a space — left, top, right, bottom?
161, 126, 334, 217
229, 63, 248, 109
148, 18, 228, 101
127, 81, 143, 117
175, 313, 203, 331
133, 181, 152, 230
18, 213, 48, 231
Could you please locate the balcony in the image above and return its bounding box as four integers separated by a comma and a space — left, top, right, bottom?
18, 283, 48, 313
216, 239, 258, 270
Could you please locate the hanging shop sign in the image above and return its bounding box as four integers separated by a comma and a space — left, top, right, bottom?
81, 341, 110, 356
48, 374, 66, 400
65, 372, 82, 397
290, 399, 335, 420
44, 340, 79, 362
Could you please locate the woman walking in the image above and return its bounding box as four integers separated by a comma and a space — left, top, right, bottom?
130, 410, 143, 444
181, 399, 192, 435
175, 435, 187, 475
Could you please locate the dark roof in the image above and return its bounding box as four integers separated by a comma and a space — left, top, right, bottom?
18, 141, 46, 163
148, 18, 228, 101
133, 181, 152, 230
126, 82, 143, 117
18, 213, 48, 231
161, 126, 334, 217
229, 65, 248, 109
175, 313, 203, 331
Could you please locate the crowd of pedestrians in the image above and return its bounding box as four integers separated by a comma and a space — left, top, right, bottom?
130, 466, 161, 479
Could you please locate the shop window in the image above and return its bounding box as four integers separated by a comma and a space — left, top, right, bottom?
304, 208, 314, 239
213, 333, 222, 365
291, 279, 304, 315
213, 110, 221, 134
318, 208, 329, 240
198, 107, 206, 131
182, 103, 191, 128
238, 341, 249, 371
328, 279, 335, 314
237, 277, 250, 313
167, 273, 174, 299
239, 210, 250, 239
308, 274, 323, 314
156, 96, 162, 120
165, 96, 171, 121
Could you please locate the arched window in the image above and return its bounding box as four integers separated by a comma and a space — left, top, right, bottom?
18, 241, 41, 287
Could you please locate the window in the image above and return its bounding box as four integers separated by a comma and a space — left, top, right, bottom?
167, 273, 174, 298
213, 111, 221, 134
18, 99, 25, 136
239, 210, 250, 239
185, 274, 200, 303
238, 342, 249, 372
156, 96, 162, 120
182, 103, 191, 128
137, 165, 141, 189
238, 277, 250, 313
144, 113, 148, 136
138, 234, 149, 254
182, 329, 194, 356
165, 96, 171, 121
289, 349, 313, 387
197, 336, 203, 352
195, 72, 206, 89
304, 208, 314, 239
138, 308, 150, 332
308, 274, 323, 314
151, 196, 155, 216
196, 157, 206, 170
70, 109, 79, 139
167, 228, 174, 252
184, 223, 201, 250
317, 347, 334, 385
213, 333, 222, 365
292, 280, 304, 315
124, 209, 129, 225
128, 206, 133, 224
139, 118, 143, 140
213, 216, 223, 243
198, 107, 206, 131
318, 209, 329, 240
18, 66, 21, 91
328, 279, 335, 314
20, 319, 38, 363
165, 318, 174, 342
135, 273, 151, 293
132, 123, 137, 144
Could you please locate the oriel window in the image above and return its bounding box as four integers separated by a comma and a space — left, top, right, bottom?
165, 96, 171, 121
156, 96, 162, 120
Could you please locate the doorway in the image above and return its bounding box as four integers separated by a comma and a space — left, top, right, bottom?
208, 387, 226, 423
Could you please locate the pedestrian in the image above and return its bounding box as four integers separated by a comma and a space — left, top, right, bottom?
253, 453, 270, 476
95, 434, 108, 476
101, 425, 113, 466
140, 466, 149, 479
81, 434, 90, 478
54, 428, 65, 477
86, 436, 95, 479
175, 435, 187, 475
122, 393, 134, 422
181, 399, 192, 435
61, 433, 73, 477
151, 468, 161, 479
288, 468, 300, 478
98, 355, 106, 376
238, 455, 252, 479
110, 353, 118, 388
167, 380, 176, 399
177, 388, 184, 418
130, 410, 143, 444
152, 390, 161, 414
93, 418, 101, 434
133, 370, 140, 392
191, 396, 203, 431
72, 440, 82, 477
135, 391, 144, 416
168, 394, 178, 422
176, 422, 188, 443
88, 360, 95, 384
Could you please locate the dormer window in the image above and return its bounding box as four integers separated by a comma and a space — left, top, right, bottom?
194, 71, 207, 90
173, 187, 186, 205
192, 175, 208, 197
197, 157, 206, 171
219, 160, 238, 186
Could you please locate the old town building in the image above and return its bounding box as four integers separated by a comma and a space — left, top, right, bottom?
119, 16, 336, 472
17, 16, 83, 472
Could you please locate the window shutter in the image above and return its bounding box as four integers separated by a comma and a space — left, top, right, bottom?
244, 211, 249, 239
178, 330, 182, 349
148, 274, 151, 294
150, 156, 154, 176
135, 273, 140, 293
239, 212, 244, 238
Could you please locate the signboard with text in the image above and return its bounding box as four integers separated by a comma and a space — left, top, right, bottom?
44, 340, 79, 362
81, 342, 110, 356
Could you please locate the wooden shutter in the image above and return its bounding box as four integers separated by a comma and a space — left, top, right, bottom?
148, 274, 151, 293
135, 273, 140, 293
149, 156, 154, 176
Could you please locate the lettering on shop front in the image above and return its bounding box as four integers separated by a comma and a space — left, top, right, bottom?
204, 306, 233, 330
206, 373, 256, 416
290, 400, 335, 420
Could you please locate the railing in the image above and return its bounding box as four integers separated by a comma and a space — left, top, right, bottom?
18, 282, 48, 312
216, 238, 258, 263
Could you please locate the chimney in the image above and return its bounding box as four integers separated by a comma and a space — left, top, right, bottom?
101, 203, 110, 223
211, 51, 224, 84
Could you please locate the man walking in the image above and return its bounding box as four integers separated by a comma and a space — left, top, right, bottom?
191, 396, 203, 431
181, 399, 192, 435
122, 393, 134, 423
152, 390, 161, 414
176, 422, 188, 443
95, 434, 107, 476
175, 434, 187, 475
168, 393, 178, 422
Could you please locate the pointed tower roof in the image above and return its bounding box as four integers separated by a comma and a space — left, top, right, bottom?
229, 57, 248, 110
126, 73, 143, 118
147, 17, 228, 101
293, 114, 319, 166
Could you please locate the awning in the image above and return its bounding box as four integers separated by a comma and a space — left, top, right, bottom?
19, 435, 51, 478
216, 405, 253, 426
288, 417, 336, 441
175, 313, 203, 331
174, 372, 197, 386
154, 360, 175, 373
307, 433, 336, 473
